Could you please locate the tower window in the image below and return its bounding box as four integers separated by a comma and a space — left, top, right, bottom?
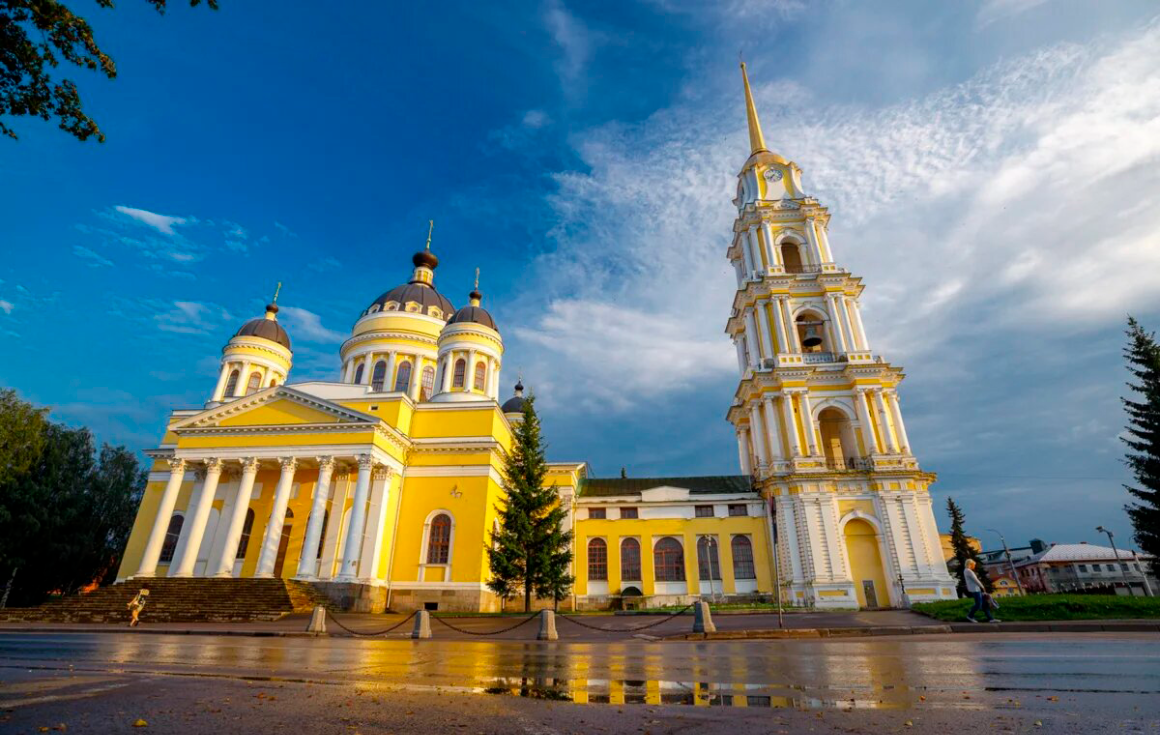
224, 369, 240, 396
371, 360, 387, 392
394, 360, 412, 393
452, 358, 466, 388
654, 537, 685, 582
426, 513, 451, 564
353, 363, 365, 384
246, 371, 262, 395
420, 365, 435, 401
473, 361, 487, 391
780, 242, 805, 273
587, 538, 607, 581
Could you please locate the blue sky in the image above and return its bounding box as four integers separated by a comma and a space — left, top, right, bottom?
3, 0, 1160, 552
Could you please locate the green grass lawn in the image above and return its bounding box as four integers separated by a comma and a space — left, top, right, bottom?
912, 594, 1160, 622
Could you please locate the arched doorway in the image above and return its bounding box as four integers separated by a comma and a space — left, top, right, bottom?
818, 407, 858, 468
273, 508, 294, 578
844, 518, 889, 609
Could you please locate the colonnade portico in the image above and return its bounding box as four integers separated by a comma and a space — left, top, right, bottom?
134, 451, 397, 585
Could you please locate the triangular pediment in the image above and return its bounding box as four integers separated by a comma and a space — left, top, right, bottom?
174, 386, 378, 431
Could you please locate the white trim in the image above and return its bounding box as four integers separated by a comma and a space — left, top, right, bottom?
401, 465, 506, 485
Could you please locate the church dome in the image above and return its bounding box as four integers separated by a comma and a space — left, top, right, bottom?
234, 303, 292, 349
448, 289, 497, 330
364, 282, 455, 319
501, 380, 525, 413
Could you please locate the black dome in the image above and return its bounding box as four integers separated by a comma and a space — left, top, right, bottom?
501, 395, 525, 413
363, 282, 455, 320
413, 250, 439, 269
234, 312, 292, 350
448, 304, 497, 330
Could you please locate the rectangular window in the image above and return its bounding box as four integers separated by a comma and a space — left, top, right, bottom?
1092, 564, 1101, 572
620, 507, 638, 519
588, 508, 606, 519
728, 504, 747, 517
694, 505, 714, 518
1078, 564, 1088, 572
1121, 563, 1130, 572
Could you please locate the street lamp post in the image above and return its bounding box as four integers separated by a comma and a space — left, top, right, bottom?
1132, 551, 1154, 597
1096, 526, 1134, 595
769, 500, 785, 629
987, 528, 1026, 596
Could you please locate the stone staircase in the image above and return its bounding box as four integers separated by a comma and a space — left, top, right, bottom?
0, 578, 332, 624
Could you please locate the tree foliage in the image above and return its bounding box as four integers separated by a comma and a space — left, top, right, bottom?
0, 0, 217, 142
946, 496, 992, 597
0, 390, 145, 607
1122, 317, 1160, 568
0, 387, 48, 476
486, 393, 573, 611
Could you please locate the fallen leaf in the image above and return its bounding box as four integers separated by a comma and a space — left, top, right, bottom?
133, 720, 148, 728
904, 721, 913, 728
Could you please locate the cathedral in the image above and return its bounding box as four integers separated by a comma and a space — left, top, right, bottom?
115, 65, 956, 612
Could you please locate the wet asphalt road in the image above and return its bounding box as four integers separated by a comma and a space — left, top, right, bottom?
1, 631, 1158, 733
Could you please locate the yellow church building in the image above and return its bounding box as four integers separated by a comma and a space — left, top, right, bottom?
115, 65, 956, 612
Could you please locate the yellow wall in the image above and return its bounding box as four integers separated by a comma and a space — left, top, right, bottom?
844, 519, 888, 608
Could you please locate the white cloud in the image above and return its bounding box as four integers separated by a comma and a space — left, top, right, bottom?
308, 256, 342, 273
274, 221, 297, 237
154, 301, 232, 335
278, 305, 345, 344
522, 109, 551, 129
114, 205, 189, 235
73, 245, 114, 267
544, 0, 597, 88
511, 20, 1160, 412
0, 299, 12, 315
976, 0, 1051, 28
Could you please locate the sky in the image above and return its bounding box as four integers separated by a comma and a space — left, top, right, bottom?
2, 0, 1160, 553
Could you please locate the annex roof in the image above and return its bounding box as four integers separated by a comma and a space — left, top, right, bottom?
579, 475, 754, 499
1020, 543, 1149, 565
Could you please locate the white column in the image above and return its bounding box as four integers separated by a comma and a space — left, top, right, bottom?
490, 358, 501, 398
749, 404, 769, 468
409, 357, 423, 401
781, 394, 802, 457
211, 366, 230, 403
802, 218, 822, 265
337, 455, 374, 581
319, 468, 352, 580
850, 300, 869, 350
296, 457, 335, 579
734, 338, 747, 373
887, 391, 912, 454
816, 220, 835, 262
233, 362, 252, 397
826, 295, 850, 353
136, 458, 187, 577
359, 468, 393, 581
343, 358, 355, 383
743, 309, 760, 367
873, 390, 900, 454
763, 397, 783, 461
362, 354, 375, 385
255, 457, 298, 578
441, 353, 454, 392
855, 389, 880, 455
738, 233, 754, 276
169, 459, 223, 577
737, 429, 753, 476
780, 299, 800, 352
772, 297, 790, 355
210, 458, 259, 577
799, 392, 819, 456
761, 221, 780, 269
754, 300, 775, 359
466, 349, 478, 391
745, 227, 763, 274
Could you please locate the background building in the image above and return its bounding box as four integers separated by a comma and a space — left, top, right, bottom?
1013, 543, 1156, 596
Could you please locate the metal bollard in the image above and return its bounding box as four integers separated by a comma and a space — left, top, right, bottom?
693, 600, 716, 634
412, 609, 432, 639
306, 605, 327, 635
537, 609, 558, 641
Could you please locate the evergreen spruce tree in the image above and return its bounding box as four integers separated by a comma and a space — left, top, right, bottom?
1122, 317, 1160, 569
487, 393, 573, 611
946, 497, 992, 597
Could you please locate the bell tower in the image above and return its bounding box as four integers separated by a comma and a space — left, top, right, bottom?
726, 62, 955, 609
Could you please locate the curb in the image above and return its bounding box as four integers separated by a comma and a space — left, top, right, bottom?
673, 625, 953, 640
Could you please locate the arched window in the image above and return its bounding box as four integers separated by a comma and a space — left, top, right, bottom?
224, 369, 240, 396
452, 358, 466, 388
268, 377, 277, 387
587, 538, 607, 580
420, 366, 436, 401
246, 371, 262, 395
620, 538, 641, 581
394, 360, 412, 393
732, 536, 756, 579
159, 514, 184, 563
426, 513, 451, 564
353, 363, 365, 385
236, 508, 255, 560
654, 537, 684, 582
473, 361, 487, 391
795, 312, 827, 353
781, 241, 805, 273
697, 536, 721, 581
371, 360, 387, 392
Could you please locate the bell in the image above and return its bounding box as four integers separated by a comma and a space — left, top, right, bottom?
800, 324, 823, 348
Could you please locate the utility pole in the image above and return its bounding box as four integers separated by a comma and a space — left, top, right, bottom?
987, 529, 1025, 596
1096, 526, 1133, 595
769, 499, 784, 628
1133, 551, 1154, 597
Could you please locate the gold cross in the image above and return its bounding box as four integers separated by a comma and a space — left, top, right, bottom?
425, 219, 434, 251
272, 281, 282, 304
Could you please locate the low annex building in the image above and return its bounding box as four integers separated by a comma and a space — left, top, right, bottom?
116, 65, 957, 612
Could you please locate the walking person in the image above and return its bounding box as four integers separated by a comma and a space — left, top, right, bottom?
964, 560, 998, 623
127, 587, 149, 627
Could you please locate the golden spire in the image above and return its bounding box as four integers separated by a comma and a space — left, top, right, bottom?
425, 219, 434, 251
474, 267, 480, 290
272, 281, 282, 304
740, 60, 768, 155
265, 282, 282, 319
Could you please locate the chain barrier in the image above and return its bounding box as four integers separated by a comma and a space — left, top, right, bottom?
432, 612, 539, 636
324, 609, 417, 637
559, 604, 694, 633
